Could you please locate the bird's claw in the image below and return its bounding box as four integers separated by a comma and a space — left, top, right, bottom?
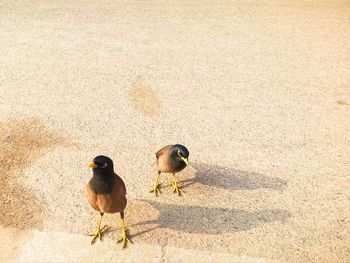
88, 225, 107, 245
150, 184, 161, 196
117, 229, 132, 249
171, 182, 181, 195
89, 231, 100, 245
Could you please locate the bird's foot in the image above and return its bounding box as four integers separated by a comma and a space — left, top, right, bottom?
150, 184, 161, 196
88, 225, 107, 245
171, 182, 181, 196
117, 228, 132, 249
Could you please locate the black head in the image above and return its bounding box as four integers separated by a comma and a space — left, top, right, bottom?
88, 155, 114, 175
174, 144, 189, 165
175, 144, 189, 158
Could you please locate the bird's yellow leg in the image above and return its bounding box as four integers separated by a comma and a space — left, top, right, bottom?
150, 172, 160, 196
89, 212, 103, 245
117, 218, 132, 249
171, 173, 181, 195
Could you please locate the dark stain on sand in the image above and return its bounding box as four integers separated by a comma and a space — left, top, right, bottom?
0, 118, 70, 230
336, 100, 349, 106
129, 76, 161, 116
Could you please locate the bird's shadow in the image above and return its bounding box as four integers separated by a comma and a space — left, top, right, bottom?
129, 200, 291, 238
179, 162, 287, 191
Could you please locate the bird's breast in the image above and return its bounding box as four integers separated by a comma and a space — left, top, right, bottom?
89, 176, 116, 194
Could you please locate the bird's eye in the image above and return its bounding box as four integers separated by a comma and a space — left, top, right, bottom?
101, 162, 108, 168
177, 149, 182, 157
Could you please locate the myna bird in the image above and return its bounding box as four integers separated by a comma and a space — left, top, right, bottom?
151, 144, 189, 196
86, 155, 131, 249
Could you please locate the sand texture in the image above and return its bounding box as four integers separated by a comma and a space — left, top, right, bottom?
0, 0, 349, 262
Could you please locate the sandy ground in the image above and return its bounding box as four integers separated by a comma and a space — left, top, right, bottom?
0, 0, 349, 262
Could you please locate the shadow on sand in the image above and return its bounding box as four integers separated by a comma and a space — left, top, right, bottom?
179, 162, 287, 191
129, 200, 290, 238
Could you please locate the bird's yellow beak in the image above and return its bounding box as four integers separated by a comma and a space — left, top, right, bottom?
181, 157, 189, 166
88, 162, 97, 169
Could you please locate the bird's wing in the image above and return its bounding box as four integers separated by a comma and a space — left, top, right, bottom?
110, 174, 127, 212
155, 144, 173, 159
114, 173, 127, 196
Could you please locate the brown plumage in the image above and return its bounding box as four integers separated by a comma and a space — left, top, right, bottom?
87, 174, 126, 214
86, 155, 131, 249
151, 144, 189, 196
155, 145, 174, 173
